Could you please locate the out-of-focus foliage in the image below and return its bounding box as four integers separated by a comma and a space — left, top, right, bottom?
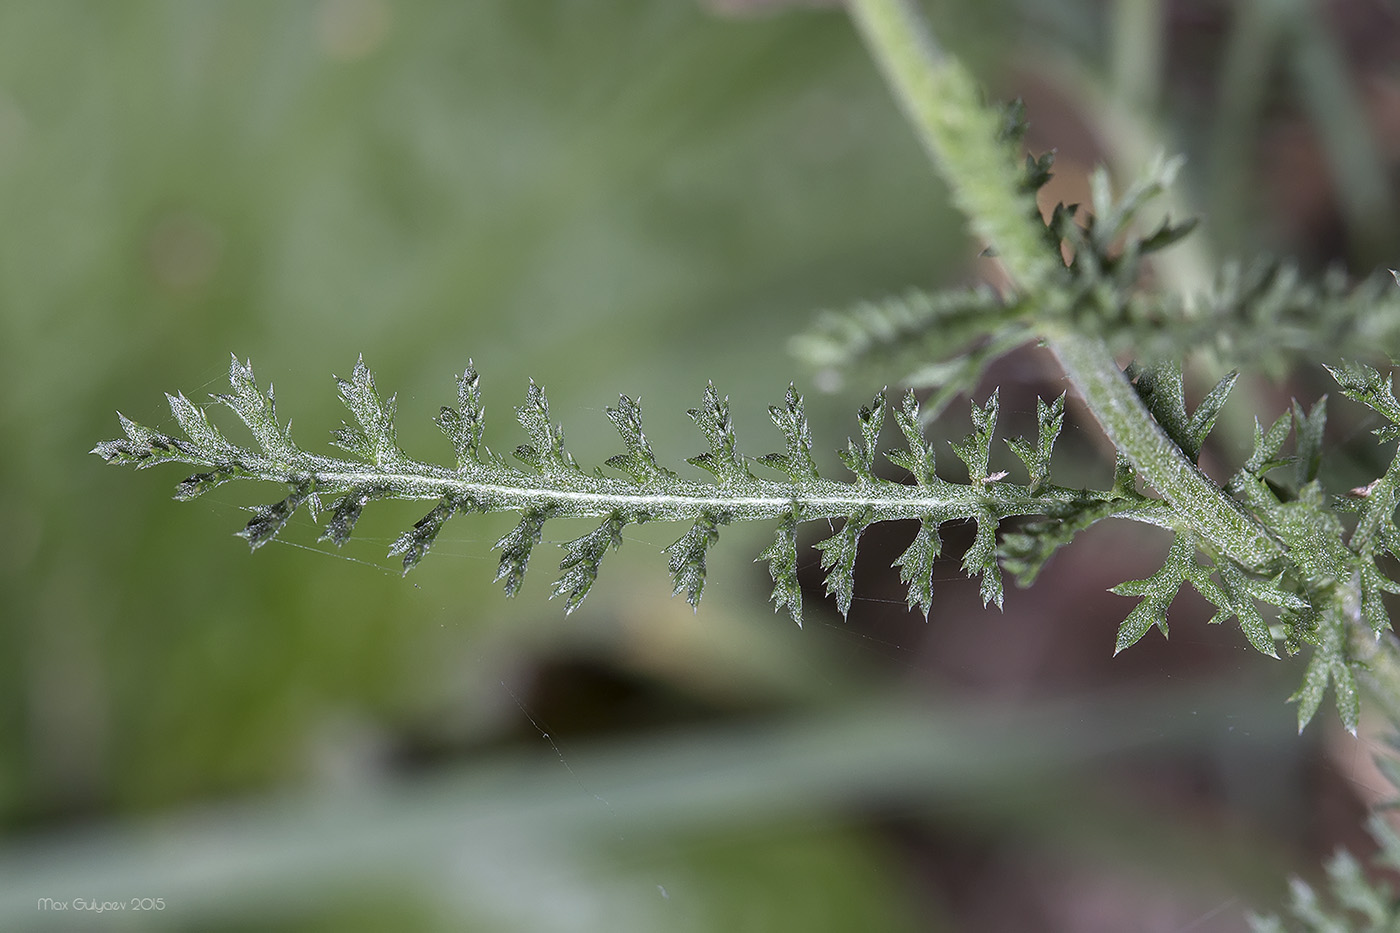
1250, 736, 1400, 932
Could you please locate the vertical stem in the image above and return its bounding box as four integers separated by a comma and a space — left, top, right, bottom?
847, 0, 1061, 294
846, 0, 1284, 572
1040, 325, 1281, 570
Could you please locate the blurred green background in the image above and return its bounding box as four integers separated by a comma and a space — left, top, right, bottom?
2, 1, 1398, 930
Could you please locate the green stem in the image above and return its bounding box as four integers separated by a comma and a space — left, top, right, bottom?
153, 443, 1166, 529
1041, 325, 1281, 570
847, 0, 1284, 572
847, 0, 1061, 294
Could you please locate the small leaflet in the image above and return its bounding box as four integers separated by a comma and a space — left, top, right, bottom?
237, 481, 313, 550
1326, 362, 1400, 442
884, 389, 938, 487
951, 391, 999, 484
1291, 397, 1327, 488
816, 509, 873, 618
435, 361, 486, 469
758, 385, 819, 482
838, 393, 885, 483
895, 517, 941, 619
332, 356, 404, 467
1110, 533, 1194, 654
1213, 561, 1280, 659
553, 513, 627, 614
320, 489, 377, 547
963, 509, 1003, 609
1004, 393, 1064, 493
166, 391, 231, 458
605, 394, 672, 482
515, 381, 578, 477
494, 508, 551, 597
759, 511, 802, 626
666, 511, 728, 609
218, 355, 297, 460
1290, 606, 1358, 734
1242, 413, 1292, 477
1184, 371, 1238, 460
174, 469, 235, 501
687, 383, 750, 483
389, 497, 457, 574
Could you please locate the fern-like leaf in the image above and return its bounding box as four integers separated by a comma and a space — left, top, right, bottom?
93, 358, 1180, 624
790, 287, 1030, 416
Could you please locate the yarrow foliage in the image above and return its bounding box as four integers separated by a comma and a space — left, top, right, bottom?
95, 0, 1400, 751
95, 356, 1153, 627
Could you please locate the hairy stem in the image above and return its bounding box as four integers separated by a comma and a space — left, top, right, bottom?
847, 0, 1062, 293
177, 445, 1159, 528
847, 0, 1285, 573
1042, 326, 1283, 571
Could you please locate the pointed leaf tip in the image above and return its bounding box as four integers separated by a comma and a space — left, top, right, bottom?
895, 518, 941, 619
494, 508, 551, 598
666, 511, 727, 609
815, 509, 872, 618
759, 512, 802, 626
552, 513, 627, 613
